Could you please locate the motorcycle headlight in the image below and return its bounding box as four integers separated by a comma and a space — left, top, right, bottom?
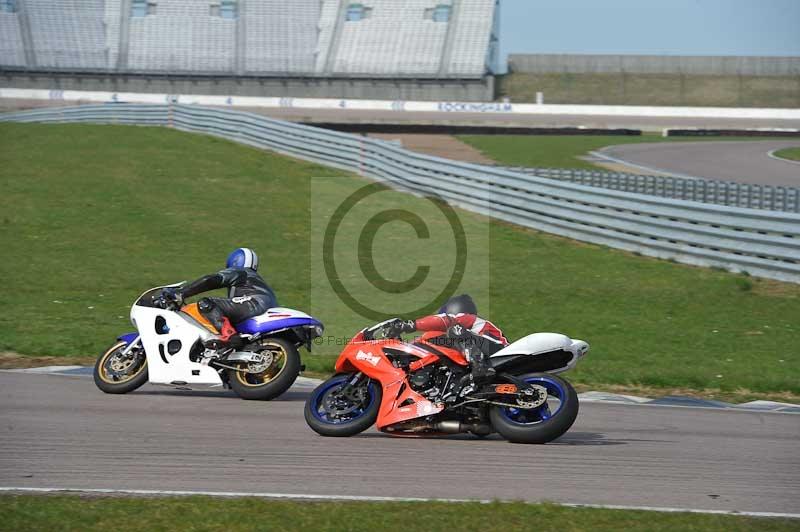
313, 325, 324, 337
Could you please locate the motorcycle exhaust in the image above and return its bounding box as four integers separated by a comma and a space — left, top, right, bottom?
433, 420, 493, 436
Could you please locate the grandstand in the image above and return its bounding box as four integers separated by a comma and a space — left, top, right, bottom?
27, 0, 108, 69
0, 0, 499, 100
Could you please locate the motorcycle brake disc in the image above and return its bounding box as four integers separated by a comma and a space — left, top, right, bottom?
247, 352, 272, 373
108, 352, 141, 376
323, 386, 366, 418
516, 384, 548, 409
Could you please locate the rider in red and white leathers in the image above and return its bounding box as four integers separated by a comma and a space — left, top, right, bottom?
386, 294, 507, 381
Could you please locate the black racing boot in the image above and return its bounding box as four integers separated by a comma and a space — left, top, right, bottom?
226, 334, 245, 350
451, 351, 496, 400
206, 334, 244, 349
469, 351, 496, 384
202, 334, 244, 353
199, 303, 243, 352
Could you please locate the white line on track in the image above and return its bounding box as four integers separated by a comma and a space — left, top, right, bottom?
1, 487, 798, 519
588, 149, 703, 179
767, 148, 800, 166
0, 365, 87, 373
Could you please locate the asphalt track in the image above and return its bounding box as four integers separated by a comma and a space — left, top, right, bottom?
598, 140, 800, 187
1, 372, 798, 514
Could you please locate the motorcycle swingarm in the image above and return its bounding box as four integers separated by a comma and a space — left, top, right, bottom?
225, 351, 266, 363
459, 376, 543, 406
454, 395, 546, 411
496, 373, 537, 391
466, 374, 536, 398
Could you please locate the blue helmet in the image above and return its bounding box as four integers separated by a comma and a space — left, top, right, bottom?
226, 248, 259, 271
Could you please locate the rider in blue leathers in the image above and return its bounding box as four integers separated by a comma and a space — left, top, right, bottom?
164, 248, 277, 343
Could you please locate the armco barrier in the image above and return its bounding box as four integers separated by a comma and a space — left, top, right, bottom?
2, 103, 799, 283
502, 167, 800, 214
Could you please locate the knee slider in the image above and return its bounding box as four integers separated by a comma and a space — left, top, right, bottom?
198, 298, 215, 312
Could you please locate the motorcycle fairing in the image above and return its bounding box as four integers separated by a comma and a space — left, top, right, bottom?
130, 304, 221, 385
181, 303, 219, 333
236, 307, 322, 335
414, 331, 469, 366
335, 334, 444, 430
489, 333, 589, 374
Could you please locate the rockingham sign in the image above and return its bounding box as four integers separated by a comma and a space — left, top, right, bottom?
436, 101, 514, 113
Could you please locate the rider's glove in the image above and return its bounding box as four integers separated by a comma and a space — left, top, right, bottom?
400, 319, 416, 333
162, 287, 184, 307
448, 323, 469, 338
384, 318, 416, 337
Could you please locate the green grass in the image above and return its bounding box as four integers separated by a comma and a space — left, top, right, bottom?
1, 123, 799, 397
458, 134, 769, 170
459, 135, 660, 169
2, 495, 797, 532
498, 73, 800, 108
773, 147, 800, 162
0, 123, 343, 360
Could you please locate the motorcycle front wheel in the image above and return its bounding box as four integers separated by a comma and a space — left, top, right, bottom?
489, 373, 579, 444
304, 374, 381, 437
227, 337, 300, 400
93, 340, 148, 394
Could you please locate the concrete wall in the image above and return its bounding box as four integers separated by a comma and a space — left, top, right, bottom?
0, 71, 495, 101
509, 54, 800, 76
498, 72, 800, 108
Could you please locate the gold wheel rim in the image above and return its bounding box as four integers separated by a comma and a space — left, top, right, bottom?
233, 343, 288, 387
98, 341, 147, 385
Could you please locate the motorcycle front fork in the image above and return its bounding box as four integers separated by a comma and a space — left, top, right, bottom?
338, 372, 366, 399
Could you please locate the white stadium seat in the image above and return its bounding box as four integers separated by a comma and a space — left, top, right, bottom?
243, 0, 319, 73
0, 0, 496, 77
0, 12, 26, 66
26, 0, 107, 69
126, 0, 236, 72
330, 1, 449, 76
445, 0, 495, 75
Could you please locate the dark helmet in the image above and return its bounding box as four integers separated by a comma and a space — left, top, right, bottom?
226, 247, 259, 270
438, 294, 477, 315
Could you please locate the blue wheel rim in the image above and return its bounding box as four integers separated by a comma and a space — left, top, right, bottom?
499, 376, 566, 425
310, 375, 377, 425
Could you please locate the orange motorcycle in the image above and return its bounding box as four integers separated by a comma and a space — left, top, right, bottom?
304, 319, 589, 443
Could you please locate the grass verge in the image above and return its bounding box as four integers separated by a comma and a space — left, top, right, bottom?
1, 123, 799, 397
1, 495, 797, 532
772, 147, 800, 162
497, 72, 800, 108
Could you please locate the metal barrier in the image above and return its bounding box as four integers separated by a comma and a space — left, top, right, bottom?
502, 167, 800, 214
3, 103, 799, 283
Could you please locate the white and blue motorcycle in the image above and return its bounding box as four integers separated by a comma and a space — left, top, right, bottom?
93, 283, 323, 400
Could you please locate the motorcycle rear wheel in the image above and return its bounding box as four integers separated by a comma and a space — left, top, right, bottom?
489, 373, 578, 444
304, 374, 382, 437
227, 337, 300, 400
94, 340, 148, 394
